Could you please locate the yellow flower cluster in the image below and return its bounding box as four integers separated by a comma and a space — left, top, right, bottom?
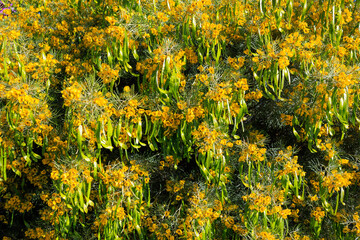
2, 0, 360, 239
61, 82, 82, 106
238, 143, 267, 162
97, 64, 119, 84
25, 228, 56, 240
242, 192, 272, 212
311, 207, 326, 222
321, 170, 354, 193
4, 195, 33, 213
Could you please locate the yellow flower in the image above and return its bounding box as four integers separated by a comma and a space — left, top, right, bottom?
105, 16, 117, 25
309, 195, 318, 202
50, 169, 59, 180
124, 86, 131, 92
208, 67, 215, 74
186, 108, 195, 122
61, 82, 82, 106
97, 64, 119, 84
93, 96, 108, 107
311, 207, 325, 222
177, 100, 187, 110
280, 209, 292, 219
258, 231, 277, 240
278, 56, 290, 69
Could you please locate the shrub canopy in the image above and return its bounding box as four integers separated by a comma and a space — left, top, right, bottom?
1, 0, 360, 239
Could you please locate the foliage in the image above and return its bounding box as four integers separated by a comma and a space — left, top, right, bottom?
1, 0, 360, 239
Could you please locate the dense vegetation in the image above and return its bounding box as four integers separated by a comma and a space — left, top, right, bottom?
1, 0, 360, 239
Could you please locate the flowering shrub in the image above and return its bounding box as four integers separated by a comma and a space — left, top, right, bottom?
1, 0, 360, 239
